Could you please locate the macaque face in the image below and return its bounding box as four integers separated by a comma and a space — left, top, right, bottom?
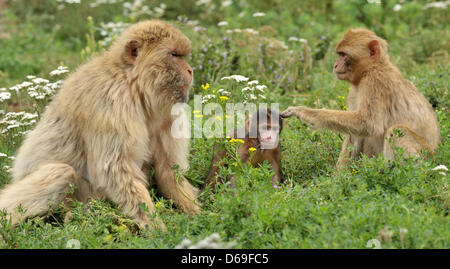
334, 51, 353, 81
154, 42, 193, 103
137, 37, 193, 105
167, 49, 193, 103
258, 121, 280, 150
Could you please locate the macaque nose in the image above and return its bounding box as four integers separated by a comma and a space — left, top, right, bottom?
334, 64, 338, 69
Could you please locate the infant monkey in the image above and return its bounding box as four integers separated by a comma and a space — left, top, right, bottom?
203, 108, 283, 191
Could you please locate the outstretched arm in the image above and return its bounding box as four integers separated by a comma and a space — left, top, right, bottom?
281, 106, 382, 137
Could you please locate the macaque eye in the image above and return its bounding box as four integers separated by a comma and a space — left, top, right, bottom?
337, 52, 346, 57
171, 51, 181, 57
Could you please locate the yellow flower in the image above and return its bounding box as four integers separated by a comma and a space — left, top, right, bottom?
118, 224, 127, 232
235, 139, 244, 144
195, 114, 204, 118
193, 110, 201, 114
343, 105, 348, 111
233, 162, 238, 166
249, 147, 256, 152
225, 115, 231, 119
201, 83, 210, 90
212, 89, 216, 93
103, 234, 114, 242
155, 201, 162, 208
215, 115, 222, 120
219, 96, 229, 100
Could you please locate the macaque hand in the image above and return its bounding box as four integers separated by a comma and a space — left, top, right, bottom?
281, 106, 306, 120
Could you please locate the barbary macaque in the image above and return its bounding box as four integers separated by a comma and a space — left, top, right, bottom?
0, 20, 201, 231
203, 108, 283, 191
282, 28, 441, 166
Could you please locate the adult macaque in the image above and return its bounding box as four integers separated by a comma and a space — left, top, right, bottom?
0, 20, 200, 231
203, 108, 283, 191
282, 28, 441, 166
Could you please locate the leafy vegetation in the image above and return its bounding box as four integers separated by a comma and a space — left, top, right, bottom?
0, 0, 448, 249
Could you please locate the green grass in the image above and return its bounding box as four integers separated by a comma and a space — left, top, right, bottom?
0, 0, 448, 249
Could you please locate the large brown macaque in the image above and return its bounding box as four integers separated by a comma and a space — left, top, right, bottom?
0, 20, 201, 231
203, 108, 283, 191
282, 28, 441, 167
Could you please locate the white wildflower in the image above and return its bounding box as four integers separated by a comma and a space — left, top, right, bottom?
49, 66, 69, 76
32, 78, 49, 84
0, 92, 11, 102
432, 165, 448, 171
194, 26, 207, 32
90, 0, 120, 8
56, 0, 80, 4
217, 21, 229, 27
10, 81, 33, 92
255, 85, 267, 92
22, 113, 38, 120
243, 28, 259, 35
202, 94, 216, 104
247, 80, 259, 85
423, 1, 449, 9
217, 89, 231, 96
253, 12, 266, 17
432, 165, 448, 176
0, 152, 7, 158
221, 75, 249, 82
221, 0, 232, 8
176, 233, 236, 249
393, 4, 402, 11
288, 37, 307, 43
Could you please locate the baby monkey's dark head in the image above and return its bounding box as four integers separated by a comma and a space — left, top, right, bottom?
247, 108, 283, 150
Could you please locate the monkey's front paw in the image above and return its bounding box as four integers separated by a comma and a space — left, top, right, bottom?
183, 203, 201, 217
281, 106, 305, 120
280, 107, 295, 118
138, 218, 167, 232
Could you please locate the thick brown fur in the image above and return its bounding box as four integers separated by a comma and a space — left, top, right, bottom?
203, 109, 283, 191
0, 20, 200, 230
282, 28, 441, 166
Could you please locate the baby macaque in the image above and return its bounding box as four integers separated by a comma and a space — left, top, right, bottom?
203, 108, 283, 191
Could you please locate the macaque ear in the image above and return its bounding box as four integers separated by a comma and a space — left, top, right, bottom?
368, 40, 380, 59
124, 40, 142, 65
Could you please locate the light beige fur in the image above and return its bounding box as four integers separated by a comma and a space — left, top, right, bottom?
0, 20, 200, 230
282, 29, 441, 166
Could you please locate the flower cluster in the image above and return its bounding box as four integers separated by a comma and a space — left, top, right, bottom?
9, 76, 63, 101
175, 233, 236, 249
288, 37, 308, 44
49, 66, 70, 76
0, 88, 11, 103
200, 83, 231, 104
90, 0, 120, 8
240, 80, 267, 104
0, 111, 38, 136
